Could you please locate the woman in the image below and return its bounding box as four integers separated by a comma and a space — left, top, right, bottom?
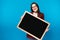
27, 2, 48, 40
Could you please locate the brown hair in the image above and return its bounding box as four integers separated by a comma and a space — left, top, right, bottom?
31, 2, 40, 13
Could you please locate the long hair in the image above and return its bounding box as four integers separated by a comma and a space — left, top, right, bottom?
31, 2, 40, 13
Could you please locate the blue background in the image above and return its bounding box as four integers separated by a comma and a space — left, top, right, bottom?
0, 0, 60, 40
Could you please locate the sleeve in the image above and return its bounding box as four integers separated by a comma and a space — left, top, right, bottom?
41, 13, 44, 20
38, 13, 44, 20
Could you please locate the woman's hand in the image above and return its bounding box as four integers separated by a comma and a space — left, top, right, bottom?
45, 28, 49, 32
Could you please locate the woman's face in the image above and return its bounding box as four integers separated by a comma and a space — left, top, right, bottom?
32, 4, 38, 12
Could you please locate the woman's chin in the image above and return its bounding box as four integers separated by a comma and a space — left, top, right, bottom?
33, 11, 37, 12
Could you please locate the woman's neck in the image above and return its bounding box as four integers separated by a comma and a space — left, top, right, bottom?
33, 12, 38, 13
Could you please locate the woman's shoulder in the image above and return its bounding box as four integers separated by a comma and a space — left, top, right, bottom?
39, 12, 44, 16
38, 12, 44, 19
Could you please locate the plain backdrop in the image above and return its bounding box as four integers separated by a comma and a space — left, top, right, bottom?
0, 0, 60, 40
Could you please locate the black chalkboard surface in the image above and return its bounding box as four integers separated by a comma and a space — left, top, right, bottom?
17, 11, 50, 40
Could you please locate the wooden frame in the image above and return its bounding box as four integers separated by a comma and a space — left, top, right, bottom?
17, 11, 50, 40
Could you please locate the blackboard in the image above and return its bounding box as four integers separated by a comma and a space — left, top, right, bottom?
17, 11, 50, 40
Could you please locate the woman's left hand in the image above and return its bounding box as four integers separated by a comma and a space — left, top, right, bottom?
46, 28, 49, 32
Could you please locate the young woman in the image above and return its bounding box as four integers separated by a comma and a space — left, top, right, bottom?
27, 2, 48, 40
